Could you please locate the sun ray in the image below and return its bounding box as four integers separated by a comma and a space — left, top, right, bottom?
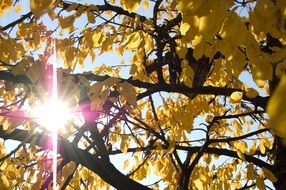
52, 41, 58, 190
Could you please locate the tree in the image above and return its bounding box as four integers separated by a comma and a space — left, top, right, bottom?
0, 0, 286, 189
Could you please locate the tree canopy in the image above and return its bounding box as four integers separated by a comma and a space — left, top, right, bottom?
0, 0, 286, 189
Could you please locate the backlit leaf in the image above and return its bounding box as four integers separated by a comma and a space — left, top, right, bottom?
267, 76, 286, 137
194, 179, 204, 190
0, 175, 10, 190
59, 15, 75, 29
120, 0, 140, 13
256, 176, 266, 190
30, 0, 55, 17
142, 0, 149, 10
230, 91, 243, 103
246, 163, 256, 180
117, 82, 137, 108
87, 12, 95, 23
0, 0, 13, 16
123, 160, 129, 170
180, 22, 190, 36
14, 5, 21, 13
245, 87, 258, 98
237, 150, 245, 161
262, 167, 277, 183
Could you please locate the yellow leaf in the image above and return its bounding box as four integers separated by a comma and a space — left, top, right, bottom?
0, 0, 13, 16
120, 0, 140, 13
237, 150, 245, 161
194, 179, 204, 190
14, 5, 21, 13
230, 91, 243, 103
180, 22, 190, 36
105, 10, 113, 19
205, 115, 214, 123
252, 61, 273, 81
0, 175, 10, 190
255, 79, 265, 88
198, 16, 209, 34
256, 176, 266, 190
31, 181, 41, 190
230, 50, 246, 78
89, 82, 103, 96
193, 41, 204, 60
117, 82, 137, 108
191, 35, 203, 47
116, 46, 124, 56
2, 118, 11, 131
87, 12, 95, 23
59, 15, 75, 29
275, 60, 286, 78
180, 59, 194, 88
92, 30, 104, 47
130, 64, 138, 75
259, 142, 266, 154
246, 163, 256, 180
178, 0, 203, 15
6, 164, 17, 179
262, 167, 277, 183
66, 3, 78, 12
166, 140, 175, 155
144, 34, 154, 53
219, 12, 239, 40
103, 77, 120, 87
30, 0, 55, 17
142, 0, 149, 10
81, 167, 89, 181
176, 39, 188, 59
7, 170, 16, 179
124, 32, 144, 50
217, 41, 237, 60
123, 160, 129, 170
267, 76, 286, 137
120, 136, 129, 153
245, 87, 258, 98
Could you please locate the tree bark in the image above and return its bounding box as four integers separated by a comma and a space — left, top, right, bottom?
273, 137, 286, 190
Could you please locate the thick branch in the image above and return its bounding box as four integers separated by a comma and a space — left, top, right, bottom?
210, 128, 270, 143
137, 83, 269, 109
0, 126, 272, 187
107, 145, 273, 172
0, 127, 150, 190
61, 1, 147, 22
78, 73, 269, 109
177, 146, 273, 171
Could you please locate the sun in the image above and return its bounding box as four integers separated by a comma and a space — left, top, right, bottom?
32, 99, 70, 131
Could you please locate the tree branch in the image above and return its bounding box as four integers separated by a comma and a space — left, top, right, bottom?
77, 73, 269, 109
0, 127, 150, 190
210, 128, 270, 143
105, 143, 273, 172
1, 12, 32, 31
61, 1, 147, 22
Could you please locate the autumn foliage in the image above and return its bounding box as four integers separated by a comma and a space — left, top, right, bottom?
0, 0, 286, 189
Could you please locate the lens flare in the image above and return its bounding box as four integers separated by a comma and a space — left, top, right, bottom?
52, 41, 58, 190
33, 99, 70, 131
